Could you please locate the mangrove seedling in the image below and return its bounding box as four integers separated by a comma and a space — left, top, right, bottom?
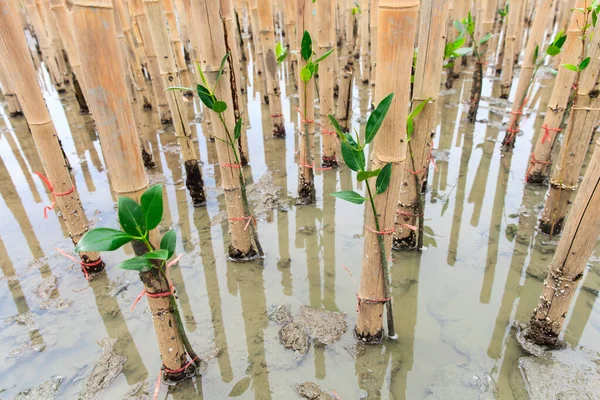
75, 184, 200, 381
328, 92, 396, 338
443, 34, 471, 89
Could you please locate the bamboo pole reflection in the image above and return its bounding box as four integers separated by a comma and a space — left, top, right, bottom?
564, 272, 598, 347
322, 170, 338, 310
0, 122, 41, 202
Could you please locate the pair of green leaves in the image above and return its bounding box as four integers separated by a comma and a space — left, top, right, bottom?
544, 31, 567, 58
117, 231, 176, 272
331, 163, 392, 205
498, 4, 509, 18
299, 31, 334, 82
563, 57, 591, 72
407, 98, 433, 141
276, 42, 288, 64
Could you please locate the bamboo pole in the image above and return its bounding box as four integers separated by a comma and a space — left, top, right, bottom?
335, 61, 354, 132
162, 0, 192, 90
514, 0, 528, 61
448, 0, 472, 82
491, 0, 507, 74
36, 0, 69, 82
359, 0, 370, 84
0, 58, 23, 116
283, 0, 297, 52
174, 0, 190, 59
344, 0, 356, 56
356, 0, 419, 342
191, 0, 258, 260
317, 0, 338, 167
0, 0, 102, 274
297, 0, 317, 204
500, 0, 524, 98
22, 0, 64, 91
393, 0, 449, 250
257, 0, 286, 138
477, 0, 497, 59
249, 0, 268, 102
370, 0, 379, 85
48, 0, 90, 114
539, 23, 600, 235
69, 0, 197, 377
130, 0, 172, 123
143, 0, 206, 206
502, 0, 554, 151
527, 2, 584, 184
526, 136, 600, 347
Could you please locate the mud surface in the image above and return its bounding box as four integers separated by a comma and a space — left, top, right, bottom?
278, 306, 347, 354
295, 382, 336, 399
77, 338, 126, 400
15, 376, 63, 400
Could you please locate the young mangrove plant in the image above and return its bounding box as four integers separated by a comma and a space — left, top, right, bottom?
75, 184, 200, 383
502, 0, 564, 151
443, 33, 470, 90
454, 12, 492, 123
297, 30, 334, 204
328, 93, 395, 340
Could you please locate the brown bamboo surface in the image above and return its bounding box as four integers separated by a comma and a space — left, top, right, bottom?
317, 0, 337, 165
0, 0, 100, 267
527, 0, 584, 183
356, 0, 419, 341
500, 0, 524, 97
163, 0, 191, 88
0, 57, 22, 115
36, 0, 69, 81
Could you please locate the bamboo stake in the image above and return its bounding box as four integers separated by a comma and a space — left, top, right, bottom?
162, 0, 192, 90
249, 0, 268, 102
257, 0, 286, 138
477, 0, 497, 59
335, 61, 354, 132
69, 0, 198, 378
317, 0, 338, 167
130, 0, 172, 124
191, 0, 259, 260
500, 0, 524, 98
447, 0, 472, 82
502, 0, 554, 151
492, 0, 507, 74
174, 0, 190, 60
344, 0, 356, 57
370, 0, 379, 85
526, 137, 600, 347
22, 0, 64, 91
0, 58, 23, 116
142, 0, 205, 206
393, 0, 449, 250
514, 0, 528, 61
356, 0, 419, 343
297, 0, 317, 204
539, 23, 600, 235
36, 0, 69, 82
283, 0, 297, 51
0, 0, 102, 274
527, 2, 584, 184
359, 0, 370, 84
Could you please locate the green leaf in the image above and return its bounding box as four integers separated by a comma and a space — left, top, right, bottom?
407, 118, 414, 141
408, 97, 432, 121
301, 30, 312, 61
166, 86, 193, 92
479, 33, 492, 45
454, 20, 466, 34
234, 117, 243, 140
341, 141, 365, 172
196, 62, 209, 88
213, 100, 228, 113
331, 190, 365, 204
533, 45, 539, 63
315, 49, 334, 64
276, 42, 289, 64
593, 11, 598, 27
118, 196, 146, 237
562, 63, 579, 72
300, 65, 313, 82
453, 47, 473, 57
553, 31, 567, 48
140, 184, 164, 231
546, 45, 561, 56
197, 84, 215, 110
443, 62, 455, 69
144, 249, 169, 260
375, 163, 392, 194
579, 57, 591, 71
115, 256, 153, 272
328, 114, 346, 140
365, 93, 394, 144
160, 230, 177, 259
75, 228, 134, 252
214, 52, 230, 89
357, 169, 381, 182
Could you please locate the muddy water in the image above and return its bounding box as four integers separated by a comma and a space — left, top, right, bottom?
1, 53, 600, 399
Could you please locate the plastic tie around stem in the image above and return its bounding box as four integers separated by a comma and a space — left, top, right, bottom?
153, 355, 199, 400
228, 215, 255, 230
130, 254, 182, 311
55, 247, 102, 280
34, 172, 75, 219
542, 124, 561, 144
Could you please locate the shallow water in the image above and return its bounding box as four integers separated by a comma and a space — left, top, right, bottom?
1, 49, 599, 400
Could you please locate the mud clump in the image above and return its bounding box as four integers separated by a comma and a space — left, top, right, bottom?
294, 382, 336, 400
277, 306, 347, 354
269, 304, 293, 325
246, 172, 289, 218
34, 277, 72, 310
77, 338, 126, 400
16, 376, 63, 399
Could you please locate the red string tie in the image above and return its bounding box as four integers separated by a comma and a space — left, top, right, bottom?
296, 107, 315, 124
228, 215, 256, 230
300, 161, 332, 171
321, 127, 340, 144
342, 266, 390, 312
541, 124, 561, 144
525, 153, 552, 182
220, 163, 241, 168
271, 113, 283, 118
35, 172, 75, 219
131, 254, 182, 311
153, 355, 199, 400
365, 225, 394, 235
55, 247, 102, 280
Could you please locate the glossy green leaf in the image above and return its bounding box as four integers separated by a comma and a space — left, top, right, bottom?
234, 117, 243, 140
365, 93, 394, 144
579, 57, 591, 71
75, 228, 134, 252
115, 256, 153, 272
408, 97, 432, 121
315, 49, 334, 64
300, 65, 312, 82
160, 230, 177, 259
546, 45, 561, 56
301, 30, 312, 61
593, 11, 598, 27
196, 62, 209, 88
214, 52, 230, 89
444, 62, 455, 69
118, 196, 146, 237
533, 45, 539, 63
197, 84, 214, 110
407, 118, 414, 141
328, 114, 346, 140
341, 141, 365, 172
562, 63, 579, 72
479, 33, 492, 45
331, 190, 365, 204
140, 184, 164, 231
357, 169, 381, 182
144, 249, 169, 260
213, 100, 228, 113
376, 163, 392, 194
453, 47, 473, 57
553, 31, 567, 48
